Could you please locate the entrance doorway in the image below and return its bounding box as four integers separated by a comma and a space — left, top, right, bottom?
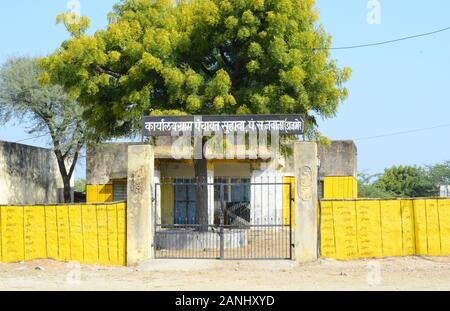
154, 178, 294, 260
174, 178, 197, 224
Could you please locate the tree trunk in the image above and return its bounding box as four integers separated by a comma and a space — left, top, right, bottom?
62, 174, 72, 203
194, 152, 209, 229
54, 151, 76, 204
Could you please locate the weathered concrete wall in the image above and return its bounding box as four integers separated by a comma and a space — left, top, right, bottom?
294, 142, 318, 263
87, 141, 180, 184
0, 141, 67, 204
88, 140, 358, 184
87, 143, 131, 184
88, 142, 279, 182
317, 141, 357, 179
127, 145, 154, 265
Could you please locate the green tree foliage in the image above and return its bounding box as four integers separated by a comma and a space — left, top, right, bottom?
426, 161, 450, 187
0, 57, 91, 203
74, 179, 87, 193
375, 166, 437, 198
357, 172, 393, 199
41, 0, 351, 140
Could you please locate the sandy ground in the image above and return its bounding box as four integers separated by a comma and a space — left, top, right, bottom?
0, 256, 450, 291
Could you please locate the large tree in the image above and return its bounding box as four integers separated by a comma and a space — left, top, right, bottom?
0, 57, 91, 203
357, 172, 394, 199
426, 161, 450, 187
375, 166, 436, 198
41, 0, 351, 220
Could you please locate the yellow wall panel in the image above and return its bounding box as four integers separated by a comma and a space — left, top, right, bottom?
323, 177, 332, 199
400, 200, 416, 256
333, 201, 358, 259
380, 200, 403, 257
82, 205, 99, 264
438, 199, 450, 256
320, 201, 336, 258
97, 185, 106, 203
425, 199, 441, 256
23, 206, 46, 261
340, 178, 345, 198
337, 178, 344, 199
87, 185, 113, 203
107, 204, 119, 266
0, 202, 127, 266
330, 178, 336, 198
321, 198, 450, 260
356, 200, 382, 258
44, 205, 58, 260
346, 178, 352, 197
98, 185, 113, 203
282, 177, 295, 226
105, 185, 113, 202
117, 203, 127, 266
353, 178, 358, 198
0, 207, 2, 262
413, 200, 428, 255
323, 177, 358, 199
68, 205, 84, 262
56, 205, 71, 261
161, 179, 175, 225
1, 206, 24, 263
96, 205, 110, 265
342, 178, 348, 198
336, 178, 343, 199
86, 185, 98, 203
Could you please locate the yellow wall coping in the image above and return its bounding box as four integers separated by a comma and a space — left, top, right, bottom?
322, 197, 448, 202
0, 201, 126, 207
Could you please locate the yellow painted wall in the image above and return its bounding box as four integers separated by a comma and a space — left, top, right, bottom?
0, 202, 126, 266
160, 178, 174, 224
283, 176, 295, 226
86, 185, 113, 203
323, 176, 358, 199
320, 198, 450, 260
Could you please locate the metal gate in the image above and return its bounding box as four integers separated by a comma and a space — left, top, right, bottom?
153, 178, 293, 260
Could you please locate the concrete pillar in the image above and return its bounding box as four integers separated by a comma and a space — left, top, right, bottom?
294, 142, 318, 263
126, 145, 154, 266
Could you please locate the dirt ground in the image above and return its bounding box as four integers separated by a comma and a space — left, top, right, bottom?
0, 256, 450, 291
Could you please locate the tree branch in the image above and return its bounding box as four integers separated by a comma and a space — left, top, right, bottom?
200, 62, 214, 77
67, 150, 79, 180
95, 65, 122, 79
219, 47, 233, 69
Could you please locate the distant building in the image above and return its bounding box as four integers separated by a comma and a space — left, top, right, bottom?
0, 141, 74, 204
440, 185, 450, 197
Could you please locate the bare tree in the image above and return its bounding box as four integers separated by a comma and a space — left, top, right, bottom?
0, 57, 91, 202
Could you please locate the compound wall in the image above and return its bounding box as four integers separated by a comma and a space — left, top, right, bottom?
321, 198, 450, 260
0, 202, 126, 266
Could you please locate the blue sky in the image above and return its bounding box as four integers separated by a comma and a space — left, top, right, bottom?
0, 0, 449, 179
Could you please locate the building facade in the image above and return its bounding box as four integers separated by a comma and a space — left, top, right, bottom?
440, 185, 450, 197
86, 140, 358, 227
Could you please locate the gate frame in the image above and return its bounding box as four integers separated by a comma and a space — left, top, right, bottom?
153, 178, 294, 260
125, 142, 318, 266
